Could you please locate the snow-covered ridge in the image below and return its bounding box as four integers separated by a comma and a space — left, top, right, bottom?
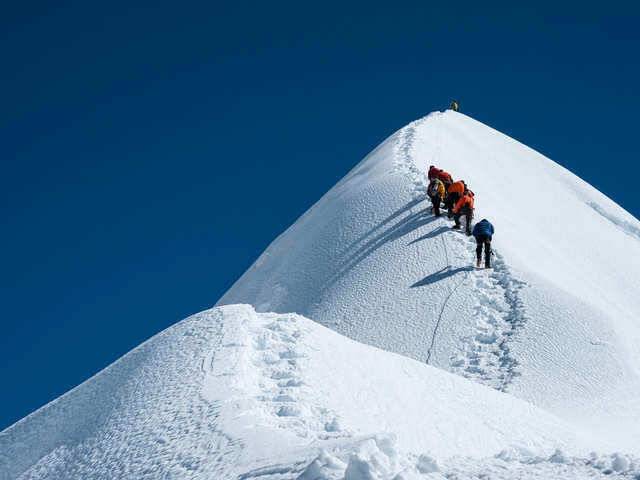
4, 305, 636, 479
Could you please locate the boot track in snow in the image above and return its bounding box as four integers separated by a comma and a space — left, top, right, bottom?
394, 114, 528, 392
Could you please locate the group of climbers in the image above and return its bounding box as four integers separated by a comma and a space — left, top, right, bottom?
427, 164, 494, 269
427, 166, 475, 234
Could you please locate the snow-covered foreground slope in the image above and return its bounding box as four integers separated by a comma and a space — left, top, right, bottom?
2, 305, 637, 480
219, 111, 640, 451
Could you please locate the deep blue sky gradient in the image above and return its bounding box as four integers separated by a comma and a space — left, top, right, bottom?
2, 1, 638, 430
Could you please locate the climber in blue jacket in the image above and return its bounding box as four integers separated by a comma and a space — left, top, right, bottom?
472, 219, 494, 269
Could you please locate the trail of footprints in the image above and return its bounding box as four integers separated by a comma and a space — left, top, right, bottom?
396, 115, 528, 392
448, 234, 527, 392
250, 315, 349, 440
394, 117, 431, 196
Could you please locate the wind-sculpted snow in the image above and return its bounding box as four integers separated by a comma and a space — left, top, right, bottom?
0, 309, 245, 480
587, 201, 640, 242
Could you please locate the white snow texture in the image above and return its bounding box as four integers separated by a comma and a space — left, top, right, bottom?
3, 111, 640, 479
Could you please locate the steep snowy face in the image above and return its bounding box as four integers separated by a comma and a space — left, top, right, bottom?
218, 111, 640, 449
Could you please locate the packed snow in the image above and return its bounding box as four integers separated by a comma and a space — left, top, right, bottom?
3, 111, 640, 479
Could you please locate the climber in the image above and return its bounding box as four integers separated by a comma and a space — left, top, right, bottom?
452, 191, 474, 235
428, 165, 441, 181
427, 176, 446, 217
436, 170, 453, 192
472, 219, 494, 269
463, 182, 475, 200
450, 100, 459, 112
445, 180, 465, 218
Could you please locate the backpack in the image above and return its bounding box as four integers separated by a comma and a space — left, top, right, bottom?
437, 171, 452, 183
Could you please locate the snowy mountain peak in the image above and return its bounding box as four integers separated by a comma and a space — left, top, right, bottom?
219, 110, 640, 447
3, 111, 640, 479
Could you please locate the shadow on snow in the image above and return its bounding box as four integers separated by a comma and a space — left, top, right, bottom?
408, 225, 451, 244
321, 200, 437, 292
411, 266, 474, 288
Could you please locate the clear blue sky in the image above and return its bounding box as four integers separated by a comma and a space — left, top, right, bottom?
1, 1, 638, 430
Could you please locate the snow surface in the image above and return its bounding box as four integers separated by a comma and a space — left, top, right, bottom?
3, 305, 637, 479
3, 111, 640, 479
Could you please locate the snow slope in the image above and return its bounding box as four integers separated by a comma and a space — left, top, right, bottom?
2, 305, 635, 480
219, 111, 640, 450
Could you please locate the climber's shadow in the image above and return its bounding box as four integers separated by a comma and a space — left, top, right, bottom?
410, 266, 474, 288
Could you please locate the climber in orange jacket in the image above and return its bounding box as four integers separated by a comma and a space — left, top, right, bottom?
445, 180, 465, 218
453, 192, 474, 235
